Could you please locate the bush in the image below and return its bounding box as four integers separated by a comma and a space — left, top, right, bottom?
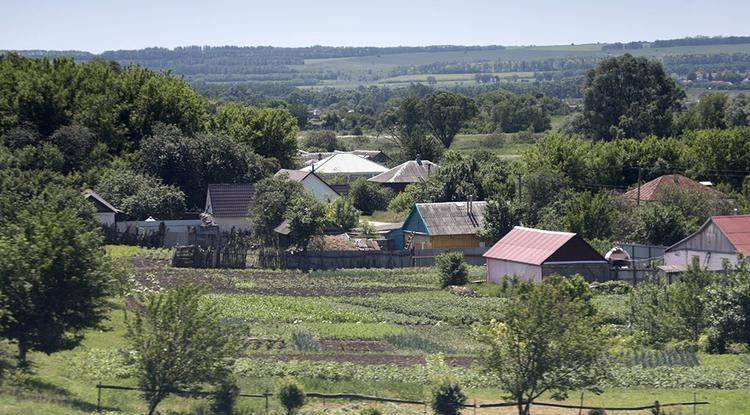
590, 280, 632, 295
278, 378, 306, 414
588, 409, 607, 415
211, 375, 240, 415
436, 252, 468, 288
348, 178, 393, 215
291, 331, 321, 352
431, 379, 467, 415
304, 130, 340, 151
326, 197, 360, 231
360, 407, 383, 415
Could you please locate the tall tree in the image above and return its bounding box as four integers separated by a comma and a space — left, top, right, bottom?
284, 193, 326, 252
0, 176, 110, 367
421, 91, 477, 148
582, 54, 685, 140
377, 96, 441, 161
127, 285, 239, 415
477, 276, 607, 415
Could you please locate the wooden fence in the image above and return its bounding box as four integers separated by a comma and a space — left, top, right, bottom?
172, 244, 247, 269
95, 383, 709, 414
261, 247, 487, 270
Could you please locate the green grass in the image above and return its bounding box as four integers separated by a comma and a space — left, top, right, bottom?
104, 244, 172, 260
450, 133, 535, 157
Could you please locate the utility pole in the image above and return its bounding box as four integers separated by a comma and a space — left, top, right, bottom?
517, 172, 523, 203
636, 163, 642, 207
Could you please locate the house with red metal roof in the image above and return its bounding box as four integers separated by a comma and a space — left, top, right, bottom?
483, 226, 610, 283
663, 215, 750, 273
622, 174, 726, 203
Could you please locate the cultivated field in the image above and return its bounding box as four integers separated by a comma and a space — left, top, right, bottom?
2, 247, 750, 414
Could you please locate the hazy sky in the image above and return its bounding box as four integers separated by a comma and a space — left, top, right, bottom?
2, 0, 750, 52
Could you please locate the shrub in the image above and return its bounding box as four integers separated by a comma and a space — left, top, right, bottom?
436, 252, 468, 288
211, 375, 240, 415
304, 130, 340, 151
278, 378, 306, 414
360, 407, 384, 415
292, 331, 321, 352
431, 379, 467, 415
326, 197, 360, 231
348, 178, 393, 215
588, 409, 607, 415
590, 280, 632, 295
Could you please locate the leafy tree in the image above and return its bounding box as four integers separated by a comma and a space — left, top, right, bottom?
325, 197, 360, 231
436, 251, 469, 287
348, 178, 393, 215
284, 193, 326, 252
139, 124, 274, 208
97, 169, 186, 220
704, 264, 750, 352
671, 265, 713, 342
378, 96, 442, 161
211, 375, 240, 415
213, 103, 299, 168
431, 379, 467, 415
420, 91, 478, 148
477, 278, 607, 415
304, 130, 340, 152
628, 203, 688, 246
480, 199, 519, 243
628, 277, 679, 345
126, 285, 239, 415
49, 124, 104, 173
582, 54, 684, 140
560, 191, 619, 240
0, 179, 109, 367
725, 94, 750, 127
475, 91, 552, 133
249, 176, 306, 246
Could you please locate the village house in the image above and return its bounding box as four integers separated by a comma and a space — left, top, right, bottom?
622, 174, 727, 204
483, 226, 610, 283
299, 152, 389, 179
204, 183, 255, 233
662, 215, 750, 273
83, 189, 123, 227
391, 200, 487, 250
298, 149, 389, 166
274, 169, 340, 202
367, 157, 439, 192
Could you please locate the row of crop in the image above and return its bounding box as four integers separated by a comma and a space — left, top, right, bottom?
234, 358, 750, 390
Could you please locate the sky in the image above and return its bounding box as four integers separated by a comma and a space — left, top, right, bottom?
2, 0, 750, 53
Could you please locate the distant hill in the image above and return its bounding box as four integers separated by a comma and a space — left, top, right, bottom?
4, 36, 750, 89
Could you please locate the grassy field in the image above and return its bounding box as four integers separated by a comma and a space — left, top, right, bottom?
2, 249, 749, 414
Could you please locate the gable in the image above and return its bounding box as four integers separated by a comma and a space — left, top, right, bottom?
401, 206, 429, 235
669, 220, 739, 254
544, 236, 607, 263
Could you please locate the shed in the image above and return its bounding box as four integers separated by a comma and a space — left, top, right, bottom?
622, 174, 726, 203
483, 227, 610, 283
663, 215, 750, 272
83, 189, 123, 226
396, 201, 487, 250
274, 169, 340, 202
204, 183, 255, 232
300, 153, 389, 178
367, 158, 438, 192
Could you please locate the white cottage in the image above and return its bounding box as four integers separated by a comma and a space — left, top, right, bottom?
274, 169, 339, 202
83, 189, 122, 227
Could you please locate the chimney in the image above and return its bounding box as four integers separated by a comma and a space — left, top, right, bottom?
467, 194, 473, 215
416, 153, 422, 165
312, 163, 315, 173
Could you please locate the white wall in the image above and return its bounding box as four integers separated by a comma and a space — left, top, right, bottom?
94, 212, 116, 227
487, 259, 542, 283
664, 249, 740, 271
303, 175, 340, 202
213, 216, 253, 233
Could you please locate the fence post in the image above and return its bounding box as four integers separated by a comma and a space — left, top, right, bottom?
578, 391, 584, 415
473, 398, 477, 415
96, 383, 101, 413
264, 390, 269, 415
693, 391, 697, 415
654, 400, 661, 415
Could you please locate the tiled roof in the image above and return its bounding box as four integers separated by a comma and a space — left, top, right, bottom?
368, 159, 438, 184
206, 183, 255, 217
623, 174, 726, 202
712, 215, 750, 256
415, 201, 487, 236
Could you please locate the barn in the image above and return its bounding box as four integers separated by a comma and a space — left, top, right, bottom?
83, 189, 123, 226
483, 226, 610, 283
662, 215, 750, 273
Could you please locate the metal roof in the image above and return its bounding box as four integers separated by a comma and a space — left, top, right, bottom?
622, 174, 726, 202
83, 189, 122, 213
206, 183, 255, 217
414, 201, 487, 236
483, 226, 606, 266
298, 149, 387, 165
299, 153, 389, 175
275, 169, 311, 182
368, 159, 438, 184
711, 215, 750, 256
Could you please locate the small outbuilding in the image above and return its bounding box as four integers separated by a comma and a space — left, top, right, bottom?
662, 215, 750, 273
204, 183, 255, 232
367, 157, 438, 192
483, 226, 610, 283
83, 189, 123, 226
